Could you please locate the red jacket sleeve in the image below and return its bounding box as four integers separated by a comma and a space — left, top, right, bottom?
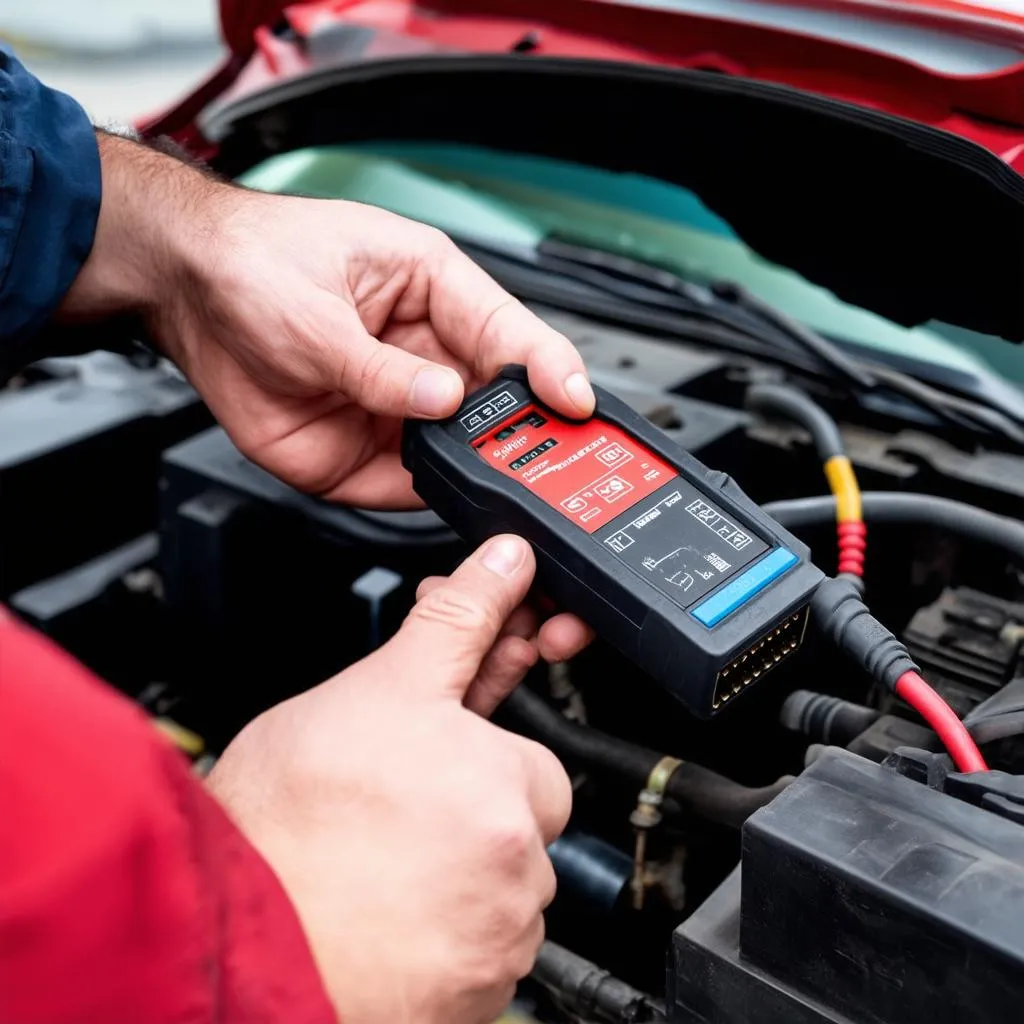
0, 609, 336, 1024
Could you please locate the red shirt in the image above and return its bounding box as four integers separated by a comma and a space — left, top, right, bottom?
0, 609, 336, 1023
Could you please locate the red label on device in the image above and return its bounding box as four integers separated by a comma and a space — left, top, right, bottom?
474, 406, 679, 534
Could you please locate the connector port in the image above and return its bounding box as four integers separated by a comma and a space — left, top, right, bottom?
713, 607, 810, 711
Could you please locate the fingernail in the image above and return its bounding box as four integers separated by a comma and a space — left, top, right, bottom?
410, 367, 462, 417
481, 536, 527, 578
564, 372, 595, 415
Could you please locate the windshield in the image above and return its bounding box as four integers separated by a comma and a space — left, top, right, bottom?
238, 141, 1024, 393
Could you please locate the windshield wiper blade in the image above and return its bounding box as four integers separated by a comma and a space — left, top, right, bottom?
457, 237, 823, 372
534, 238, 840, 367
535, 235, 1024, 446
537, 236, 875, 389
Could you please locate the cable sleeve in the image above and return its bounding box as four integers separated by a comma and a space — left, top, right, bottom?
824, 456, 862, 521
836, 520, 867, 576
810, 576, 918, 689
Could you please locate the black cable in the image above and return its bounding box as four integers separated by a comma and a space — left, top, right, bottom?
868, 364, 1024, 446
714, 281, 876, 390
780, 690, 881, 746
531, 941, 666, 1023
746, 383, 846, 460
763, 492, 1024, 566
466, 239, 1024, 447
718, 281, 1024, 445
503, 686, 790, 829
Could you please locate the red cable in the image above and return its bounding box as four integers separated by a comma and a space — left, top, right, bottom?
894, 670, 988, 773
836, 521, 867, 577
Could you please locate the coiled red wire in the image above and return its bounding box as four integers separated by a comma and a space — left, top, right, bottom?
836, 520, 867, 577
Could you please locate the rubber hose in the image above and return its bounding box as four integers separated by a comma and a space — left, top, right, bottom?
532, 941, 666, 1023
504, 686, 790, 829
780, 690, 881, 746
764, 492, 1024, 566
746, 383, 846, 460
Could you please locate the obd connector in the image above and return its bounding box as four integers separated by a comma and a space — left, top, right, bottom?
403, 366, 823, 717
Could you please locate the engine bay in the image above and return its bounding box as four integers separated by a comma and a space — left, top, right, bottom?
6, 291, 1023, 1021
6, 40, 1024, 1020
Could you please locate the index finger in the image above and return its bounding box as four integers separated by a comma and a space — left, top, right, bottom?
427, 245, 595, 419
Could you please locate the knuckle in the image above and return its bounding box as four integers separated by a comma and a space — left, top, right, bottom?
480, 810, 536, 867
473, 297, 516, 372
525, 739, 574, 816
523, 736, 566, 779
414, 575, 443, 601
354, 345, 393, 402
419, 222, 455, 252
410, 585, 494, 637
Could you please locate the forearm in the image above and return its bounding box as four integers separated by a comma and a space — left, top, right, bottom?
57, 131, 226, 326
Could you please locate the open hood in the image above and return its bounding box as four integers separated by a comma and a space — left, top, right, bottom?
220, 0, 289, 55
167, 1, 1024, 344
215, 0, 1024, 140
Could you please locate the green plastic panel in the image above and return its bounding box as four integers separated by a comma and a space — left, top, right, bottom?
238, 142, 1022, 388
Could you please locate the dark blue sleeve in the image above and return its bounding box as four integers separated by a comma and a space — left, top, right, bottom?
0, 44, 101, 381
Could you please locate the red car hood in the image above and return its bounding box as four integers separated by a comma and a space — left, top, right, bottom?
141, 1, 1024, 370
207, 0, 1024, 161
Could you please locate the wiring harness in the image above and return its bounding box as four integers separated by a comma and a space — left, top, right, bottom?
812, 576, 988, 773
747, 384, 866, 578
764, 491, 1024, 568
745, 385, 992, 773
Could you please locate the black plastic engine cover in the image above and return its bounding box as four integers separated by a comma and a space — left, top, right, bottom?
670, 748, 1024, 1024
0, 354, 209, 597
158, 427, 464, 743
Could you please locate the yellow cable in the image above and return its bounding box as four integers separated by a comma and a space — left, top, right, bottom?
824, 455, 862, 523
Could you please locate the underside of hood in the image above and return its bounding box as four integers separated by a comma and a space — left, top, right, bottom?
220, 0, 289, 55
202, 56, 1024, 343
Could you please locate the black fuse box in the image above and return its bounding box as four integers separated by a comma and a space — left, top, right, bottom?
670, 748, 1024, 1023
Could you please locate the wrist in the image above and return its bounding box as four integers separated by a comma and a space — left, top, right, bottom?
57, 131, 231, 327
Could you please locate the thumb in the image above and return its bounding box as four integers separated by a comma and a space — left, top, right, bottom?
319, 301, 465, 418
375, 535, 536, 701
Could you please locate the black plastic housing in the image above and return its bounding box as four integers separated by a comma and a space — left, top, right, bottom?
0, 354, 210, 596
403, 366, 823, 717
670, 748, 1024, 1023
157, 427, 463, 743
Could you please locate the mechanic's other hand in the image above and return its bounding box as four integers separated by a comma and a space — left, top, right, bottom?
206, 536, 579, 1024
61, 133, 593, 508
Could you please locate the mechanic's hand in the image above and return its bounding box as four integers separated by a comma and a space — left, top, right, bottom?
60, 132, 594, 508
206, 535, 588, 1024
